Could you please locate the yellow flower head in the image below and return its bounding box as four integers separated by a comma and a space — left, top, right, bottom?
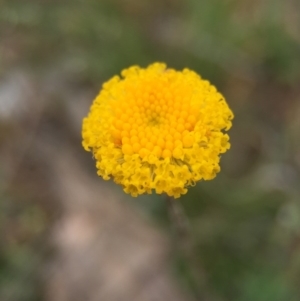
82, 63, 233, 198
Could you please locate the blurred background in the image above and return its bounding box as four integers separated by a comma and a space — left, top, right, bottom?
1, 0, 300, 300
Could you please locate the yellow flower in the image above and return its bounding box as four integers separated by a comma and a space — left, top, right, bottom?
82, 63, 233, 198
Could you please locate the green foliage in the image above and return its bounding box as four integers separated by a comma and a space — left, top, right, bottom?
0, 195, 44, 301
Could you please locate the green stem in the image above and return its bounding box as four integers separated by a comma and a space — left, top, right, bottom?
166, 196, 221, 301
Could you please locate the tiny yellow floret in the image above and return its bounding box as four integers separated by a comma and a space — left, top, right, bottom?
82, 63, 234, 198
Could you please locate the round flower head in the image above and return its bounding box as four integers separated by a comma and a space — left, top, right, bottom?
82, 63, 233, 198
